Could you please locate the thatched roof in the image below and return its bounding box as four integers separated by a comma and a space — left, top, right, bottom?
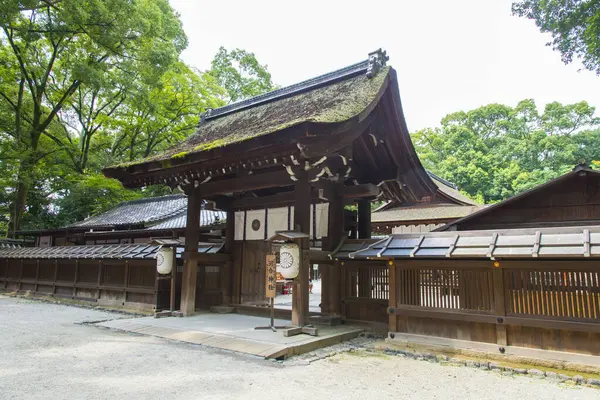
107, 61, 389, 171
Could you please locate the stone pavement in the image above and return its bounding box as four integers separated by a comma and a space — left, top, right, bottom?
96, 312, 362, 359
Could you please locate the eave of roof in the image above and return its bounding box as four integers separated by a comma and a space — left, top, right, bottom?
349, 225, 600, 260
371, 204, 481, 224
0, 242, 224, 260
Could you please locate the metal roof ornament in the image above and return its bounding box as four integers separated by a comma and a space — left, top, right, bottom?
366, 49, 389, 78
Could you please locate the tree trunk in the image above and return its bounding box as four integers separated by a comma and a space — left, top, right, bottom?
6, 153, 36, 237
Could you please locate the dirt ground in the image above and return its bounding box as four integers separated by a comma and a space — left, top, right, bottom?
0, 295, 598, 400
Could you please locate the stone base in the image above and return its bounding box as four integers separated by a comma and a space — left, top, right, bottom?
210, 306, 236, 314
309, 315, 341, 326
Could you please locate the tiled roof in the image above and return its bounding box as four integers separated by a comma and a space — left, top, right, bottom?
68, 195, 188, 228
433, 179, 478, 206
147, 209, 227, 231
372, 204, 481, 224
0, 242, 224, 260
349, 225, 600, 260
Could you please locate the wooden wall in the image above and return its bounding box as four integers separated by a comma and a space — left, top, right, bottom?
388, 259, 600, 356
455, 174, 600, 230
0, 258, 168, 311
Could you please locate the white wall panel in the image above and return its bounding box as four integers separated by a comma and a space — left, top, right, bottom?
234, 211, 245, 241
267, 207, 290, 239
245, 209, 266, 240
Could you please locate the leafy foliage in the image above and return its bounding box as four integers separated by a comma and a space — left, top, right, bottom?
0, 0, 187, 235
512, 0, 600, 74
413, 100, 600, 203
0, 3, 277, 236
208, 47, 276, 103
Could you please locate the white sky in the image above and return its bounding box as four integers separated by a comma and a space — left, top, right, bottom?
169, 0, 600, 131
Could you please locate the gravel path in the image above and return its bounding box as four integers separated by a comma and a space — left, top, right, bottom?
0, 295, 597, 400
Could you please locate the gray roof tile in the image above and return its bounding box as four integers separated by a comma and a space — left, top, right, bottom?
68, 195, 188, 228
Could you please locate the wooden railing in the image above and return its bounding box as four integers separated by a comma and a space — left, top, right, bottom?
387, 260, 600, 355
397, 268, 494, 312
505, 268, 600, 320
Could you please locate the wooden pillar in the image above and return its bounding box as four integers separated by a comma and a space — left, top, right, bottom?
293, 174, 310, 326
323, 186, 345, 316
223, 208, 235, 305
181, 190, 202, 316
388, 260, 399, 333
357, 199, 371, 239
492, 264, 508, 346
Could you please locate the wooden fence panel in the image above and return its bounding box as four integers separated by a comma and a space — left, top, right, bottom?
506, 268, 600, 321
342, 262, 388, 323
395, 266, 494, 313
388, 260, 600, 356
0, 257, 162, 311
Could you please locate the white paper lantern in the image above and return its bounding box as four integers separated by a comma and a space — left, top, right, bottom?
156, 247, 173, 275
279, 243, 300, 279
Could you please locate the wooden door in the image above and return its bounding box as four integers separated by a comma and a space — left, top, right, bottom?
195, 265, 222, 309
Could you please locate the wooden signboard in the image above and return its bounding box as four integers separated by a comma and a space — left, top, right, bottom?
265, 254, 277, 298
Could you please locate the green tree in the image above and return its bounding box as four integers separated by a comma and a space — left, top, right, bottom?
108, 62, 225, 163
512, 0, 600, 74
413, 100, 600, 203
208, 47, 276, 103
0, 0, 187, 236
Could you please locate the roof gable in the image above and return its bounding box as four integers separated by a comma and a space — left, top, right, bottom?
437, 165, 600, 231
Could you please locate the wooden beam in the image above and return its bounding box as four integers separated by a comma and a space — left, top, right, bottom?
182, 252, 231, 263
224, 183, 380, 210
180, 192, 202, 316
194, 170, 292, 196
345, 184, 379, 200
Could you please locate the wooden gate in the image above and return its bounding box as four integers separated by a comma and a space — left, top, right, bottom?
341, 261, 389, 323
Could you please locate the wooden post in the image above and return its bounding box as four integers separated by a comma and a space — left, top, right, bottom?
357, 199, 371, 239
97, 260, 103, 300
18, 259, 23, 291
223, 208, 235, 305
492, 263, 508, 346
388, 260, 398, 333
170, 247, 177, 312
35, 260, 40, 293
181, 190, 202, 316
323, 186, 345, 316
293, 173, 310, 326
73, 260, 79, 298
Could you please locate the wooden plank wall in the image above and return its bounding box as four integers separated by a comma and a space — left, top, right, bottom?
456, 174, 600, 230
0, 258, 167, 311
388, 259, 600, 356
232, 240, 271, 304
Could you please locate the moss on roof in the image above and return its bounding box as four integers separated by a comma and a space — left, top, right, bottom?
111, 67, 390, 169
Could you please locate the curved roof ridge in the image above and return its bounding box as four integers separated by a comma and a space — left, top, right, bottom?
118, 194, 186, 206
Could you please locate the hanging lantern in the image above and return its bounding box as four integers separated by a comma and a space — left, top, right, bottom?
278, 243, 300, 279
156, 247, 174, 275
